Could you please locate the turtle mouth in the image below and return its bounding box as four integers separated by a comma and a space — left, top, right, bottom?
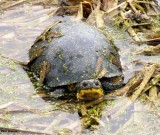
76, 88, 103, 100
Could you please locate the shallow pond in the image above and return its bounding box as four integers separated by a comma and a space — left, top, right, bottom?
0, 2, 160, 135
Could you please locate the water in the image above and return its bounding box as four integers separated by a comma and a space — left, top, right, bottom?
0, 3, 160, 135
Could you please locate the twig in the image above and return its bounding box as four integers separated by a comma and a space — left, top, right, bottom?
142, 83, 153, 93
149, 86, 158, 100
136, 1, 157, 6
0, 127, 51, 135
128, 2, 138, 13
135, 45, 160, 56
131, 64, 156, 101
34, 20, 61, 43
94, 0, 105, 28
120, 10, 126, 19
142, 37, 160, 43
81, 105, 88, 116
133, 2, 145, 13
146, 31, 160, 39
105, 1, 129, 14
33, 8, 59, 24
131, 23, 152, 27
0, 102, 43, 115
0, 102, 14, 109
152, 72, 160, 85
1, 0, 28, 10
145, 94, 158, 109
80, 98, 105, 116
0, 109, 42, 115
128, 27, 141, 43
106, 74, 143, 97
80, 96, 119, 116
75, 2, 83, 21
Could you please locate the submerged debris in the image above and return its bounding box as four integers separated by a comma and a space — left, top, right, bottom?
135, 45, 160, 56
105, 0, 160, 44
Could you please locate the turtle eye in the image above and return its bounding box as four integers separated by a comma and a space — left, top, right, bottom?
94, 81, 100, 86
82, 82, 88, 87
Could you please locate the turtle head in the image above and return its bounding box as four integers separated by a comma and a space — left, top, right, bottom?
76, 79, 104, 100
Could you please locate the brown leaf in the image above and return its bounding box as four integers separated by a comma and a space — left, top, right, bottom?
34, 20, 61, 43
30, 46, 46, 62
46, 31, 63, 39
40, 61, 51, 83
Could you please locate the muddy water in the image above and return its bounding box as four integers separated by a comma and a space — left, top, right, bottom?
0, 4, 160, 135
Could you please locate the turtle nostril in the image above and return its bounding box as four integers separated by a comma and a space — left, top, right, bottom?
94, 81, 100, 86
82, 82, 88, 87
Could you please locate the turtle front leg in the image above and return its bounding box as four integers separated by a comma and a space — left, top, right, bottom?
49, 86, 68, 99
100, 76, 124, 93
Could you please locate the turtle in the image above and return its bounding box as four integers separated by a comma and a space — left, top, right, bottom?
28, 20, 124, 100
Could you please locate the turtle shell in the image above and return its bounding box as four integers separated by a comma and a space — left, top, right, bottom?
29, 21, 123, 88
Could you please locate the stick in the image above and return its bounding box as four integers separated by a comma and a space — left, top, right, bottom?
0, 102, 43, 114
1, 0, 28, 10
0, 109, 42, 114
135, 45, 160, 56
95, 0, 105, 29
136, 1, 157, 6
131, 23, 152, 27
120, 10, 126, 19
0, 127, 51, 135
105, 1, 129, 14
149, 86, 158, 100
106, 74, 143, 97
81, 105, 88, 116
80, 96, 119, 115
142, 37, 160, 43
0, 102, 14, 109
127, 27, 141, 43
34, 20, 61, 43
131, 64, 156, 101
152, 72, 160, 85
128, 2, 138, 13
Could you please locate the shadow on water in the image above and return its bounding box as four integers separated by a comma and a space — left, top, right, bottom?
0, 2, 160, 135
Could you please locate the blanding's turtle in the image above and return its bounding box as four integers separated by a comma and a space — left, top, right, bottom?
29, 20, 123, 100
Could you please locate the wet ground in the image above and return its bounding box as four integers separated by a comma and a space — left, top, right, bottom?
0, 1, 160, 135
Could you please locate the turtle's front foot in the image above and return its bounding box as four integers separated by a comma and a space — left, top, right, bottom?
101, 76, 124, 93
